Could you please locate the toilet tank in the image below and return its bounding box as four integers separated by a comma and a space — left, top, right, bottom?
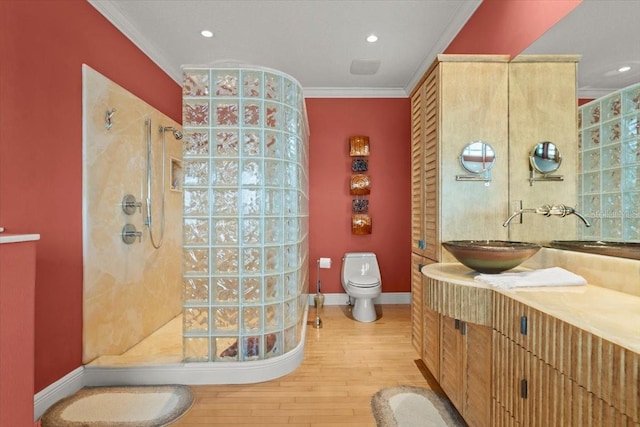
341, 252, 381, 284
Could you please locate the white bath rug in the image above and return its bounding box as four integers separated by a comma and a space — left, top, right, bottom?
40, 385, 193, 426
371, 386, 466, 427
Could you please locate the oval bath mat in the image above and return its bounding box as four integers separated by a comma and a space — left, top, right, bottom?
40, 384, 193, 426
371, 385, 466, 427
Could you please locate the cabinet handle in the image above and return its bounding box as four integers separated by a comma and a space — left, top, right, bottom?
520, 316, 528, 335
520, 379, 528, 399
460, 321, 467, 336
454, 319, 460, 330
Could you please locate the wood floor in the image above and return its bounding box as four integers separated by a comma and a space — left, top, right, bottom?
172, 304, 442, 426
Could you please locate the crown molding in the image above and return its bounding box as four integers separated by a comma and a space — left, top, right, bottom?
403, 0, 482, 94
303, 87, 407, 98
87, 0, 182, 84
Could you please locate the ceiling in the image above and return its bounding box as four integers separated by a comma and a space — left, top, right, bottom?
89, 0, 639, 99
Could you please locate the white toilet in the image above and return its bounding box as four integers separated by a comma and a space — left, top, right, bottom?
341, 252, 382, 322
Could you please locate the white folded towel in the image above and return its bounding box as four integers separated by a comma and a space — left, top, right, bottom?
474, 267, 587, 289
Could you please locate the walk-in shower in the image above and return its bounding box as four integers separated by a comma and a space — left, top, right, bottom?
146, 120, 183, 249
81, 64, 307, 387
181, 65, 309, 364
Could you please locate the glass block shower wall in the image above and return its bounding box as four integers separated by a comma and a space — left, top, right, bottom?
181, 66, 309, 362
578, 82, 640, 241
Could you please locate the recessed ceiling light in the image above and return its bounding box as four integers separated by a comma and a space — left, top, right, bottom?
618, 66, 631, 73
366, 34, 378, 43
201, 30, 214, 38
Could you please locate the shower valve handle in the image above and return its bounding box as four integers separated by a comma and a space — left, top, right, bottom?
122, 194, 142, 215
122, 224, 142, 244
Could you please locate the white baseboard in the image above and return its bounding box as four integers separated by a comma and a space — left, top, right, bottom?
308, 292, 411, 306
33, 366, 84, 421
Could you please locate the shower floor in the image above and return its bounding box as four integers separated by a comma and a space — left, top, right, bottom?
87, 315, 183, 366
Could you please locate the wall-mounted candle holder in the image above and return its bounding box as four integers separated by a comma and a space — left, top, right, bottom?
349, 135, 370, 157
352, 214, 372, 235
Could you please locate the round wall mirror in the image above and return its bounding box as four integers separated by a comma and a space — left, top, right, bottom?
460, 141, 496, 174
530, 141, 562, 174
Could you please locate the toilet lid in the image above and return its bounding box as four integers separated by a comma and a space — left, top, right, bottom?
348, 275, 380, 288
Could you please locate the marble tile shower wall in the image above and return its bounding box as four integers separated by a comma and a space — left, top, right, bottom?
579, 82, 640, 242
181, 67, 309, 362
82, 66, 183, 363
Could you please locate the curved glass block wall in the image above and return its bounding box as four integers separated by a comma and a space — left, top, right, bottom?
181, 66, 309, 362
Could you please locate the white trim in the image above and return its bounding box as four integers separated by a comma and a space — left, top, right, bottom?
87, 0, 181, 84
303, 87, 408, 98
83, 334, 306, 386
403, 0, 482, 94
34, 366, 85, 420
578, 88, 620, 100
308, 292, 411, 306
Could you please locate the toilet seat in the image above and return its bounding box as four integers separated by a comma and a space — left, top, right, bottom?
348, 275, 380, 288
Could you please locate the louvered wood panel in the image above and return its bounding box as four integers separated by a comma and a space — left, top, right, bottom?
410, 253, 424, 356
422, 69, 439, 261
410, 86, 425, 256
464, 323, 493, 427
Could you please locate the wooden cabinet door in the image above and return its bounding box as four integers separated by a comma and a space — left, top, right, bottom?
410, 253, 424, 356
422, 305, 440, 380
440, 316, 463, 410
463, 322, 493, 427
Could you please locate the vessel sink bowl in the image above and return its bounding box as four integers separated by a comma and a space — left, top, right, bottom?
442, 240, 542, 274
549, 240, 640, 261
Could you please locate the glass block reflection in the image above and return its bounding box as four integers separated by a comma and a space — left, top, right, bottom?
184, 249, 208, 274
183, 337, 209, 362
243, 277, 261, 303
183, 66, 309, 363
243, 306, 261, 332
184, 307, 208, 333
184, 218, 208, 245
183, 160, 209, 186
184, 131, 209, 156
213, 307, 239, 332
183, 278, 209, 304
183, 70, 209, 97
213, 277, 239, 303
214, 71, 238, 96
213, 218, 238, 245
579, 81, 640, 242
215, 132, 239, 156
184, 102, 209, 126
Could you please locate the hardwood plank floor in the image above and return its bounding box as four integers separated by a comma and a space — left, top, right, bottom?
173, 304, 442, 426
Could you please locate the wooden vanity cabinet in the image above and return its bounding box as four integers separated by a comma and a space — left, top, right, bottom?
439, 316, 493, 427
493, 293, 639, 426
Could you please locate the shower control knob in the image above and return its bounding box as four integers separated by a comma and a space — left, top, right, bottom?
122, 194, 142, 215
122, 224, 142, 244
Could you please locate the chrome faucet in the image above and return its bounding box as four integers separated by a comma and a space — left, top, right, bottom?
503, 204, 591, 227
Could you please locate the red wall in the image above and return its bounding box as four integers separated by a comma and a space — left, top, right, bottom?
0, 1, 181, 392
446, 0, 582, 57
307, 99, 411, 294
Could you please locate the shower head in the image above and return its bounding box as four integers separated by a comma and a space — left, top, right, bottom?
159, 126, 183, 140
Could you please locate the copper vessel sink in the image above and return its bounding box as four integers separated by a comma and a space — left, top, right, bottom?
442, 240, 541, 274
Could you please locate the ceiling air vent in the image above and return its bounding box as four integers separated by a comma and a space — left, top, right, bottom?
350, 59, 381, 75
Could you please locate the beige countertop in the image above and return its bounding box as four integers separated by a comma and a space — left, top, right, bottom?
422, 263, 640, 354
0, 233, 40, 244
